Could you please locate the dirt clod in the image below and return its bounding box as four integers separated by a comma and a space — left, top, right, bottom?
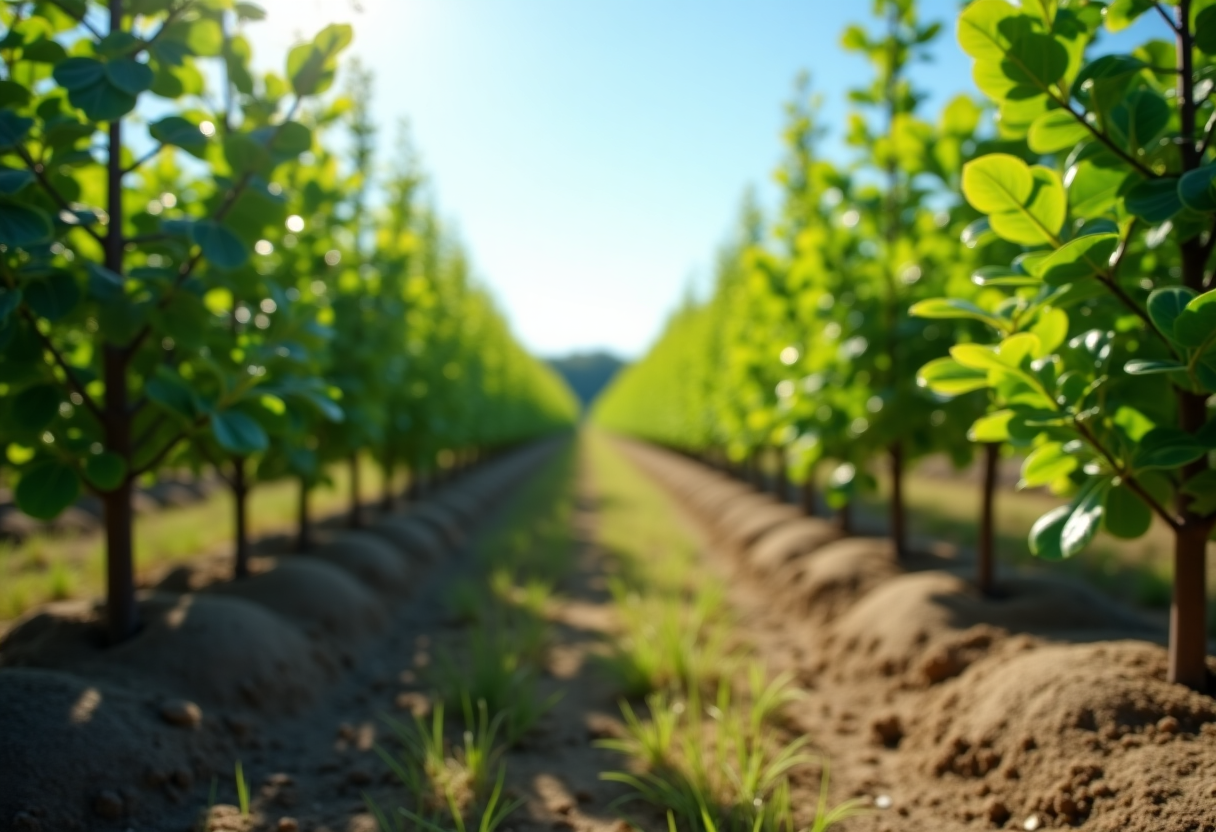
871, 713, 903, 747
277, 818, 299, 832
92, 790, 123, 819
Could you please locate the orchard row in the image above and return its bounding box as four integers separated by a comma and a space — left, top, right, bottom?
0, 1, 578, 642
596, 0, 1216, 692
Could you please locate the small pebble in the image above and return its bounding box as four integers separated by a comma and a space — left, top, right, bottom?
1023, 815, 1041, 831
874, 794, 892, 810
278, 819, 299, 832
159, 699, 203, 728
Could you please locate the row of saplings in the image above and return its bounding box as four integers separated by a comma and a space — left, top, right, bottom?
0, 442, 562, 830
619, 438, 1216, 832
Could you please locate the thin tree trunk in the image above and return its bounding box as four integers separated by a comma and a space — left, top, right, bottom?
890, 442, 907, 558
232, 457, 250, 579
348, 453, 361, 528
836, 501, 853, 535
381, 452, 395, 514
103, 0, 136, 643
978, 442, 999, 597
776, 448, 791, 503
801, 469, 817, 517
1171, 1, 1211, 692
297, 478, 311, 552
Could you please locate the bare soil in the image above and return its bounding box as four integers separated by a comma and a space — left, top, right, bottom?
621, 440, 1216, 832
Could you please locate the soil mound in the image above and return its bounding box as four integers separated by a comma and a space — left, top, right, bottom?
368, 517, 445, 563
823, 571, 1158, 686
0, 667, 225, 828
747, 517, 842, 576
778, 537, 900, 623
904, 641, 1216, 831
720, 501, 803, 551
310, 531, 413, 595
687, 481, 750, 516
407, 503, 465, 547
205, 557, 385, 641
98, 594, 326, 710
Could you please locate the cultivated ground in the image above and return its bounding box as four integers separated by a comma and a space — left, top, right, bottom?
1, 433, 1214, 832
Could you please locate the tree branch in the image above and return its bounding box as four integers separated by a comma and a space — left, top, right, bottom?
19, 307, 105, 425
12, 145, 107, 248
1155, 2, 1182, 33
1073, 419, 1182, 530
47, 0, 104, 39
122, 142, 165, 176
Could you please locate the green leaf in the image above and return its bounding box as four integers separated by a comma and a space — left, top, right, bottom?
145, 366, 203, 420
286, 24, 353, 97
103, 58, 154, 96
1109, 89, 1170, 153
1103, 481, 1152, 538
13, 384, 61, 431
68, 80, 137, 122
0, 168, 35, 195
1146, 287, 1196, 344
1029, 504, 1071, 559
1180, 469, 1216, 515
910, 298, 1006, 329
223, 132, 272, 174
190, 220, 249, 269
1125, 177, 1182, 223
962, 154, 1064, 245
86, 263, 125, 302
0, 287, 20, 324
0, 202, 52, 246
1067, 160, 1127, 217
1039, 233, 1119, 285
1001, 31, 1069, 92
1197, 5, 1216, 54
969, 410, 1014, 442
1178, 164, 1216, 213
1105, 0, 1155, 31
1060, 476, 1110, 557
1020, 441, 1078, 488
84, 452, 127, 491
958, 0, 1031, 61
1028, 109, 1090, 153
0, 111, 34, 148
23, 272, 79, 320
52, 56, 105, 91
1173, 289, 1216, 348
211, 410, 269, 455
917, 357, 989, 396
15, 461, 81, 520
1134, 427, 1209, 469
149, 116, 208, 153
1125, 358, 1187, 375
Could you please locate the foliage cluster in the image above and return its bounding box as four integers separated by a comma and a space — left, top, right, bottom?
0, 0, 577, 642
595, 0, 1216, 691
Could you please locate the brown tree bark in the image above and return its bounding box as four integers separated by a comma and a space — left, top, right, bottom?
978, 442, 999, 597
232, 457, 250, 579
890, 442, 907, 559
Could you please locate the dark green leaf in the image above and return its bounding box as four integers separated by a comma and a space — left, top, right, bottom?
0, 111, 34, 149
13, 384, 61, 431
190, 220, 249, 269
1173, 288, 1216, 348
1178, 164, 1216, 212
1197, 5, 1216, 54
1029, 504, 1071, 559
86, 263, 125, 302
145, 366, 203, 420
1124, 358, 1187, 375
1039, 233, 1119, 285
68, 80, 137, 122
0, 168, 34, 195
23, 272, 79, 320
52, 57, 105, 91
1061, 476, 1110, 557
0, 202, 52, 246
0, 287, 20, 324
1125, 177, 1182, 223
84, 452, 127, 491
15, 461, 81, 520
211, 409, 269, 455
1103, 481, 1153, 538
96, 31, 141, 57
222, 132, 272, 174
1146, 286, 1196, 344
1134, 427, 1209, 469
1109, 89, 1170, 152
104, 58, 154, 96
149, 115, 207, 153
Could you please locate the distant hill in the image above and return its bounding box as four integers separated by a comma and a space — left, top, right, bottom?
548, 351, 627, 410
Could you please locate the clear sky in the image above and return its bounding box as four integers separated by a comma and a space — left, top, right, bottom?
243, 1, 1158, 360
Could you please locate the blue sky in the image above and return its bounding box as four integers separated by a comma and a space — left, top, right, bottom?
244, 1, 1161, 359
